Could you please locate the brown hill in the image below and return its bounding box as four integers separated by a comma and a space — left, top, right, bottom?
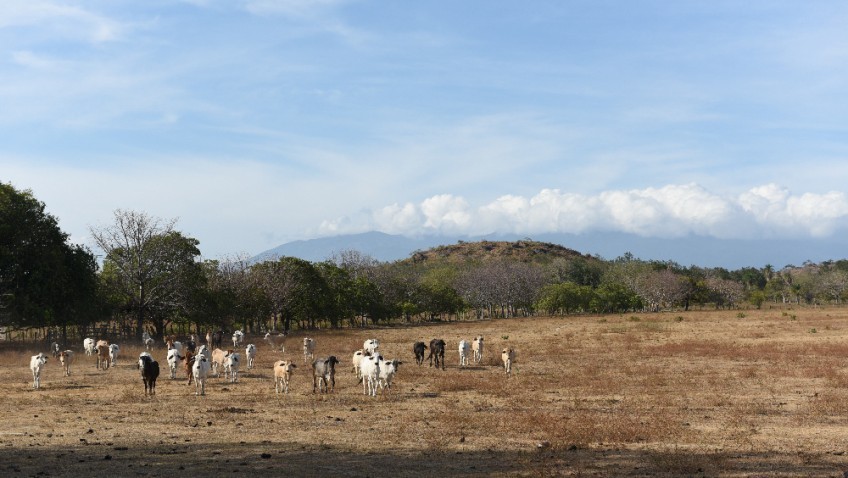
404, 239, 595, 265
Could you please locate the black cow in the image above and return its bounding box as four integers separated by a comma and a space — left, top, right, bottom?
413, 342, 427, 366
312, 356, 340, 393
428, 339, 446, 370
139, 354, 160, 396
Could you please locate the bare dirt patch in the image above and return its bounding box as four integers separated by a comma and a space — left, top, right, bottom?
4, 308, 848, 476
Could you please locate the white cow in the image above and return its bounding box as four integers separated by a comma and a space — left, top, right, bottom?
225, 352, 241, 383
142, 332, 154, 350
363, 339, 380, 355
245, 344, 257, 370
232, 330, 245, 348
303, 337, 315, 364
30, 353, 49, 389
193, 356, 211, 396
472, 336, 484, 364
378, 358, 402, 392
458, 340, 471, 367
197, 345, 211, 363
502, 348, 515, 374
83, 338, 96, 356
167, 348, 180, 379
359, 354, 381, 397
109, 344, 120, 366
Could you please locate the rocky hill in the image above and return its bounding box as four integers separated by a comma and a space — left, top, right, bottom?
404, 239, 594, 265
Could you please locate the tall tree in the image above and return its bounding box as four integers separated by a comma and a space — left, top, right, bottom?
91, 210, 201, 339
0, 182, 99, 334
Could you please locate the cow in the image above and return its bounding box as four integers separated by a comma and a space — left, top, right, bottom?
428, 339, 446, 370
139, 354, 160, 396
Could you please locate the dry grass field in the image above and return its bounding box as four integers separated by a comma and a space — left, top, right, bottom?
4, 308, 848, 477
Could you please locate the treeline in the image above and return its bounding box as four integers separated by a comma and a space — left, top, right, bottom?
3, 182, 848, 342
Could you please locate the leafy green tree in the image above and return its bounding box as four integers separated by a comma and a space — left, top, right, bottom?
253, 257, 327, 331
416, 266, 464, 320
91, 210, 201, 339
536, 282, 593, 315
0, 183, 100, 336
591, 283, 641, 313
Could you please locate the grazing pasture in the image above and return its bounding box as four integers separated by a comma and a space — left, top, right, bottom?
3, 308, 848, 476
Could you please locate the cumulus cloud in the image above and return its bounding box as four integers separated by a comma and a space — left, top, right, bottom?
319, 183, 848, 240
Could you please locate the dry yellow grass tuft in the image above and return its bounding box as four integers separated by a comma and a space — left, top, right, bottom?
3, 308, 848, 476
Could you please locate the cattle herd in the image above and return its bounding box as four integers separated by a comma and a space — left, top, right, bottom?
28, 330, 517, 397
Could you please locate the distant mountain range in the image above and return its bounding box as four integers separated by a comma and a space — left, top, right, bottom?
252, 231, 847, 270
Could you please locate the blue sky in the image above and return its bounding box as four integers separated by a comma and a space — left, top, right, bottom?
2, 1, 848, 259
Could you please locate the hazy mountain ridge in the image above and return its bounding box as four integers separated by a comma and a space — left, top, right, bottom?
253, 231, 847, 269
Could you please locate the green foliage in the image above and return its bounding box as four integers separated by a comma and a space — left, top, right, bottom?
0, 182, 100, 330
536, 282, 592, 315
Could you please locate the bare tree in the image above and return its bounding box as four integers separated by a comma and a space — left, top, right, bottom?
705, 276, 745, 308
90, 210, 200, 339
633, 269, 690, 312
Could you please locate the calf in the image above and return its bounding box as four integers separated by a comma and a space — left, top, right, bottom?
51, 342, 61, 358
96, 340, 110, 370
502, 348, 515, 374
59, 350, 74, 376
312, 356, 340, 393
458, 339, 471, 368
428, 339, 446, 370
183, 350, 195, 385
139, 354, 160, 396
379, 358, 402, 392
413, 342, 427, 366
109, 343, 120, 366
30, 353, 49, 389
303, 337, 315, 364
264, 332, 286, 352
274, 360, 297, 394
245, 343, 257, 370
472, 336, 484, 364
193, 356, 210, 396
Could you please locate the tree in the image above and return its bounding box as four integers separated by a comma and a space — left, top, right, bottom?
91, 210, 201, 339
536, 282, 594, 315
634, 269, 690, 311
252, 257, 327, 331
816, 269, 848, 304
0, 183, 100, 335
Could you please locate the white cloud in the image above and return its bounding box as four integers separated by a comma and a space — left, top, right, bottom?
0, 0, 124, 43
242, 0, 353, 17
322, 183, 848, 241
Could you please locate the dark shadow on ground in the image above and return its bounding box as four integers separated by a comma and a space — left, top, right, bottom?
1, 441, 845, 477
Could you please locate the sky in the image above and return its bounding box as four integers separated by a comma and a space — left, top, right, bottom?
2, 1, 848, 261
